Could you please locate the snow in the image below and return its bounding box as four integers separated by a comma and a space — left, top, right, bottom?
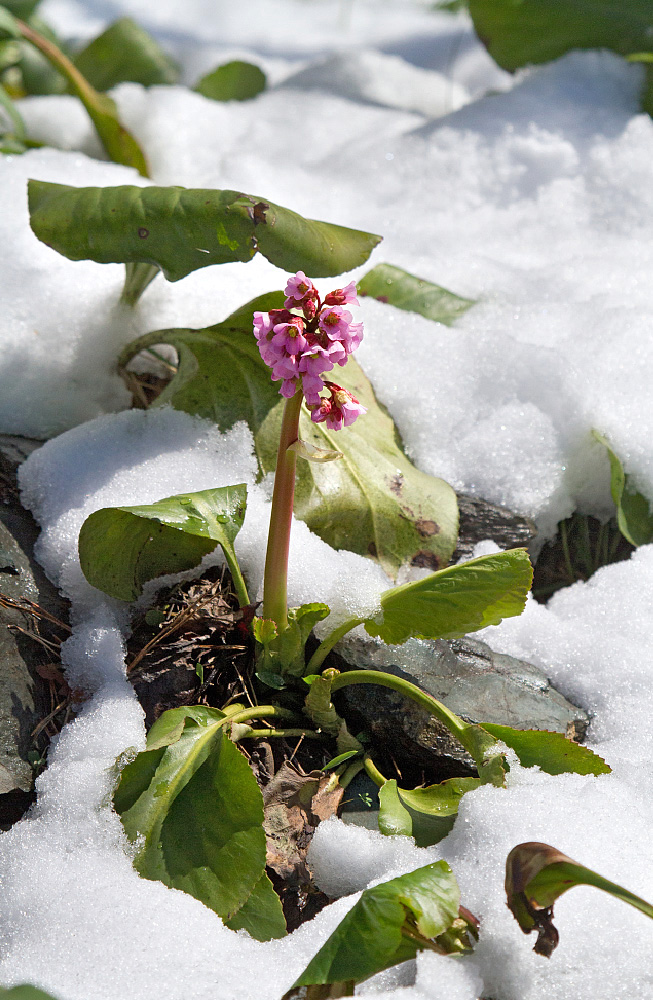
2, 0, 653, 997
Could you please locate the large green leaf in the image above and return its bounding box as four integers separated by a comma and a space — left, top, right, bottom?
16, 21, 148, 172
27, 181, 381, 280
358, 263, 474, 326
73, 17, 179, 91
469, 0, 653, 72
121, 296, 459, 578
78, 483, 248, 603
195, 60, 266, 102
363, 548, 532, 645
592, 431, 653, 546
0, 6, 20, 39
480, 723, 611, 776
224, 871, 287, 939
292, 862, 474, 988
506, 841, 653, 956
115, 706, 286, 939
377, 724, 608, 846
258, 358, 459, 577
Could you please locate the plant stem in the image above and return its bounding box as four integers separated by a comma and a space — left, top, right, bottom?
560, 519, 575, 582
362, 753, 387, 788
238, 728, 323, 740
121, 262, 159, 306
338, 758, 365, 789
305, 616, 365, 674
263, 389, 303, 629
330, 669, 471, 747
227, 705, 301, 728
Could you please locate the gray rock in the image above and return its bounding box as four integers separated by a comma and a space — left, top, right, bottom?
0, 445, 68, 795
454, 492, 537, 561
335, 633, 588, 780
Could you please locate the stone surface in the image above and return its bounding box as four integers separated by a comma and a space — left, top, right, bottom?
335, 633, 589, 781
454, 492, 537, 561
0, 443, 68, 797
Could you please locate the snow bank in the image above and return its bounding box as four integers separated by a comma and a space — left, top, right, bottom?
2, 1, 653, 998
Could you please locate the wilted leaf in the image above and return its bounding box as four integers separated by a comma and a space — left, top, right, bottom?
592, 430, 653, 546
28, 181, 381, 279
73, 17, 179, 91
16, 20, 148, 173
114, 705, 286, 940
195, 60, 266, 101
506, 841, 653, 957
358, 263, 474, 325
480, 722, 611, 776
292, 862, 475, 989
469, 0, 653, 72
78, 483, 248, 603
363, 548, 532, 645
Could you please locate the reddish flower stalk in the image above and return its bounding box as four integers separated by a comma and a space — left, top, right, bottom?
256, 272, 367, 629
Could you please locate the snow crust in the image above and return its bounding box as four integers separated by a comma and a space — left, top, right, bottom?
2, 0, 653, 998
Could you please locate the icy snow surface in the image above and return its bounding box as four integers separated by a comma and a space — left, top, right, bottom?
3, 0, 653, 997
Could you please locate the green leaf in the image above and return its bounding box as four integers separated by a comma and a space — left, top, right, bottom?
78, 483, 248, 603
0, 7, 20, 39
363, 548, 532, 645
0, 80, 25, 139
0, 989, 62, 1000
379, 777, 481, 846
293, 862, 472, 987
120, 292, 286, 433
16, 21, 148, 173
358, 263, 474, 326
469, 0, 653, 72
73, 17, 180, 91
506, 841, 653, 957
195, 60, 266, 102
592, 430, 653, 546
27, 181, 380, 280
115, 706, 285, 940
259, 358, 459, 578
323, 749, 360, 770
256, 602, 331, 678
224, 870, 287, 939
479, 723, 611, 776
121, 297, 458, 578
1, 0, 40, 16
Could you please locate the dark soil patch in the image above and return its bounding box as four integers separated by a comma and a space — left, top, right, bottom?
532, 512, 634, 603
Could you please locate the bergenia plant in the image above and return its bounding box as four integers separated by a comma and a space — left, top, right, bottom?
255, 272, 366, 630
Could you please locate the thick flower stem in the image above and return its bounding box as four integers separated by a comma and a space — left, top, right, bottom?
263, 389, 303, 629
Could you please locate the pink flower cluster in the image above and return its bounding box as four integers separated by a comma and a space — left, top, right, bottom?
253, 271, 366, 430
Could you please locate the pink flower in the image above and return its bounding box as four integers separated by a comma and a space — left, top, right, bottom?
325, 281, 359, 307
271, 317, 308, 355
279, 378, 299, 398
253, 311, 274, 341
329, 383, 367, 429
284, 271, 317, 307
301, 374, 325, 405
319, 306, 352, 340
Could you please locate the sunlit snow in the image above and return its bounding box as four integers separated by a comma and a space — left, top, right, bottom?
2, 0, 653, 997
